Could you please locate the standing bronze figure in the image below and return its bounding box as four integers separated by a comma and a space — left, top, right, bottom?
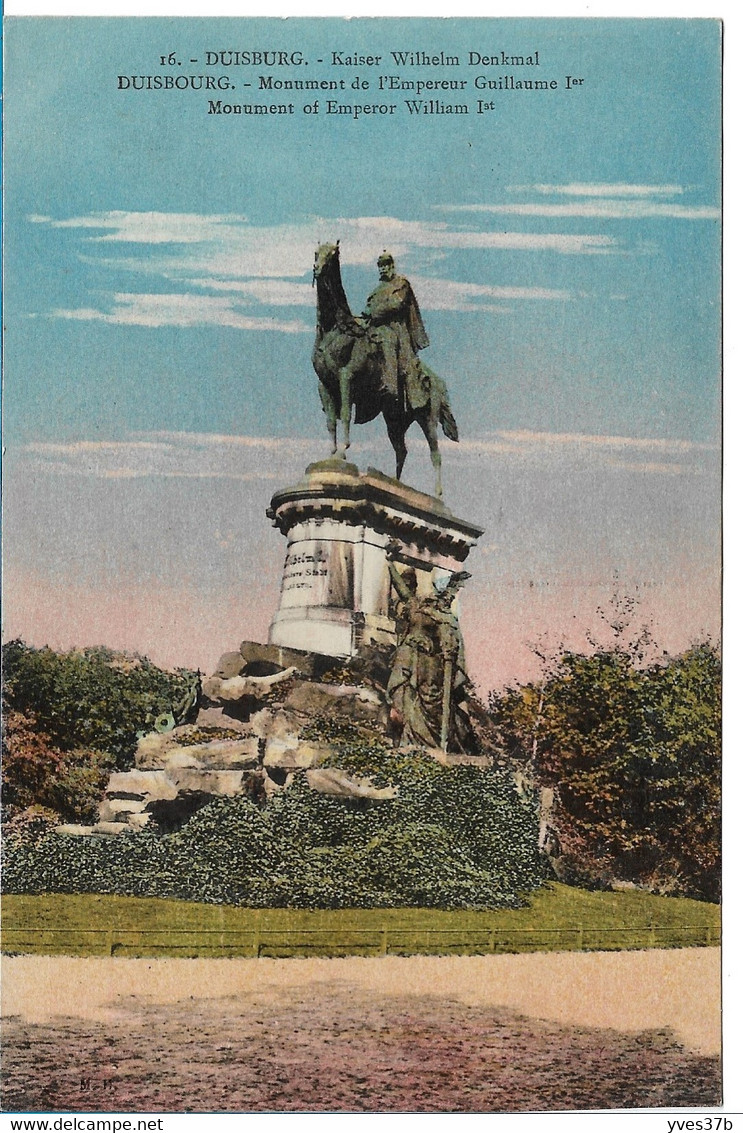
385, 543, 474, 752
311, 242, 459, 499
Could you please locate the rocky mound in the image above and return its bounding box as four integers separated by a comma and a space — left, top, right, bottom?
58, 640, 435, 837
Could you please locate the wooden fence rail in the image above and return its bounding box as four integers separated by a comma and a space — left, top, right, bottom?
1, 924, 720, 957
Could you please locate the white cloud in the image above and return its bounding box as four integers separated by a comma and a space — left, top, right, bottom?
96, 225, 613, 289
138, 431, 297, 449
409, 276, 572, 310
21, 432, 320, 480
438, 201, 719, 220
511, 183, 687, 198
446, 429, 718, 474
20, 428, 717, 483
469, 429, 718, 454
187, 278, 315, 306
31, 210, 618, 277
34, 211, 247, 244
28, 210, 619, 328
25, 439, 172, 455
51, 292, 311, 332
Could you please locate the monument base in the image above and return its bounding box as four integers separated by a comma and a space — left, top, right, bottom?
266, 460, 483, 659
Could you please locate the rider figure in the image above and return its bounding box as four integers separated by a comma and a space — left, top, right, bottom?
362, 252, 430, 411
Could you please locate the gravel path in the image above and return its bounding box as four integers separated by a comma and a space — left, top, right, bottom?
2, 951, 721, 1113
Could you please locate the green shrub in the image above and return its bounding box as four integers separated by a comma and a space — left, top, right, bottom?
3, 766, 547, 909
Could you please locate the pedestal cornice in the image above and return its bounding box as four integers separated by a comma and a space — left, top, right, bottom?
267, 461, 483, 563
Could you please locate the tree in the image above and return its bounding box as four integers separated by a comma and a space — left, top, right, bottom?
2, 640, 197, 768
1, 708, 113, 824
489, 641, 721, 901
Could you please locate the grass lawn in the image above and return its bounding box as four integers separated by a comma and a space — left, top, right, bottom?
1, 884, 720, 957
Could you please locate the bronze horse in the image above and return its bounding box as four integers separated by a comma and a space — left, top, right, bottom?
311, 241, 458, 499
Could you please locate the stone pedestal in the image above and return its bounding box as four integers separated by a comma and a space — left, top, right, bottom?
266, 460, 483, 658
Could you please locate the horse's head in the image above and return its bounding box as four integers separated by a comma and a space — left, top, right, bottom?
313, 240, 340, 285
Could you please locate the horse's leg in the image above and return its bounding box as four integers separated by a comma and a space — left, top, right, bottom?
385, 410, 408, 481
339, 365, 352, 455
419, 410, 443, 498
318, 380, 338, 455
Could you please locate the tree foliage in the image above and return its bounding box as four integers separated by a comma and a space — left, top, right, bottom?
2, 641, 198, 827
489, 640, 721, 901
1, 708, 114, 825
2, 640, 197, 768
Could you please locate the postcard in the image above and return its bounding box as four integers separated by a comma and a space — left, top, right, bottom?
1, 14, 724, 1124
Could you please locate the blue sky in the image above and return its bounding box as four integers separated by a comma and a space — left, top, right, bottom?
2, 17, 721, 687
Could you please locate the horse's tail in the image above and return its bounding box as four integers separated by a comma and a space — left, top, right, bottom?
420, 361, 460, 442
439, 399, 459, 442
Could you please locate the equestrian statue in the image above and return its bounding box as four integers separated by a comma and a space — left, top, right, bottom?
312, 242, 459, 499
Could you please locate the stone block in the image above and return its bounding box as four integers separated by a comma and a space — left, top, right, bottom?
106, 770, 179, 801
202, 670, 298, 713
192, 707, 256, 734
92, 821, 132, 836
284, 681, 385, 723
239, 639, 319, 678
267, 462, 483, 657
162, 751, 202, 771
134, 731, 181, 769
248, 706, 303, 742
213, 650, 248, 679
98, 797, 148, 823
263, 738, 334, 769
168, 769, 247, 796
305, 767, 398, 800
127, 812, 154, 830
164, 737, 261, 770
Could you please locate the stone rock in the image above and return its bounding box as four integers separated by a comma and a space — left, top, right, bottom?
284, 681, 386, 724
239, 639, 319, 678
305, 767, 398, 800
55, 824, 97, 837
78, 650, 446, 836
126, 811, 154, 830
247, 705, 303, 742
201, 669, 298, 713
161, 751, 202, 771
164, 737, 261, 771
98, 797, 148, 823
92, 821, 132, 836
213, 650, 248, 679
134, 731, 181, 769
135, 725, 261, 770
106, 770, 179, 801
263, 738, 336, 770
192, 707, 256, 734
168, 769, 247, 796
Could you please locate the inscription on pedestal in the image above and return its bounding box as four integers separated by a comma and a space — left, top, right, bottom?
280, 541, 354, 608
282, 548, 329, 597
